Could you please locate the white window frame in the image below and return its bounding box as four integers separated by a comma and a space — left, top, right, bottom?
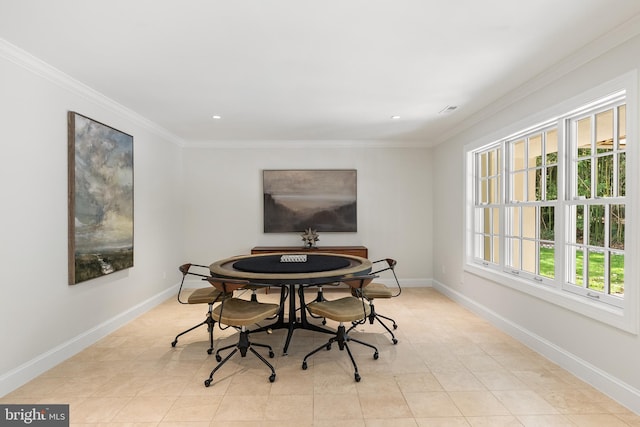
464, 72, 638, 333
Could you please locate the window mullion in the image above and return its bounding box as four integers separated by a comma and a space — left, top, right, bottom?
499, 142, 507, 268
556, 118, 567, 289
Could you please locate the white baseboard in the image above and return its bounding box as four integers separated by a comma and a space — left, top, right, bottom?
0, 284, 179, 397
433, 279, 640, 415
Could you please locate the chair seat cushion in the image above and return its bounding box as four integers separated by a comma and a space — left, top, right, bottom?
187, 287, 228, 304
351, 282, 393, 299
212, 298, 280, 326
307, 297, 371, 323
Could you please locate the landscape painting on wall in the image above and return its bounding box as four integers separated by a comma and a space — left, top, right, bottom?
68, 112, 134, 284
263, 169, 357, 233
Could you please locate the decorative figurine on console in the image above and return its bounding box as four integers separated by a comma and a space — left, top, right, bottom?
301, 227, 319, 248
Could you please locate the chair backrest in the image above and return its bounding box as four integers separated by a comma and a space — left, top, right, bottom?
206, 277, 251, 294
340, 274, 377, 292
177, 263, 212, 304
371, 258, 401, 297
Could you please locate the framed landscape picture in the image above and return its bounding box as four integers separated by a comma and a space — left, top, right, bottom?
263, 169, 357, 233
68, 112, 134, 284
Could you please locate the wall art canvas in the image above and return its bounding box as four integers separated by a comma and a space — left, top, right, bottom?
68, 112, 134, 284
263, 169, 357, 233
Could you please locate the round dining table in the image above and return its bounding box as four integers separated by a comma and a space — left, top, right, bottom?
209, 252, 372, 354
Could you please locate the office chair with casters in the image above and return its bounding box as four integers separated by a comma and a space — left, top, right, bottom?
171, 263, 230, 354
302, 274, 379, 382
349, 258, 401, 344
204, 277, 280, 386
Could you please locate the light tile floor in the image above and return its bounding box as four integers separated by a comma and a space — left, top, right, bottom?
2, 287, 639, 426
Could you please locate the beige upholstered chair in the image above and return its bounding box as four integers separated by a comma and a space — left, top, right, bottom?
171, 263, 230, 354
349, 258, 401, 344
204, 277, 280, 386
302, 274, 379, 382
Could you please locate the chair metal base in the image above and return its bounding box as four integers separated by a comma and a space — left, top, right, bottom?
302, 324, 379, 382
204, 330, 276, 386
348, 302, 398, 344
171, 309, 216, 354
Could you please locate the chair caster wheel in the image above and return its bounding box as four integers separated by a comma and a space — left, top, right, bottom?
393, 324, 398, 330
355, 373, 361, 382
302, 361, 308, 370
322, 320, 327, 325
207, 348, 213, 355
269, 351, 275, 358
171, 340, 177, 347
392, 338, 398, 345
373, 352, 379, 360
326, 344, 331, 350
215, 355, 222, 362
269, 373, 276, 383
204, 379, 212, 387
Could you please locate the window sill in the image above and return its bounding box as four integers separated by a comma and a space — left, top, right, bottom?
464, 261, 636, 334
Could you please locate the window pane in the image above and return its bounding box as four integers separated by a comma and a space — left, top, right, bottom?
529, 168, 539, 201
493, 237, 500, 263
492, 207, 500, 233
546, 166, 557, 200
513, 140, 525, 170
618, 152, 626, 197
512, 171, 526, 202
480, 152, 488, 178
577, 117, 592, 157
610, 204, 625, 250
577, 158, 591, 198
618, 104, 626, 150
529, 134, 542, 167
589, 205, 605, 247
575, 205, 585, 244
482, 236, 491, 262
595, 109, 614, 153
508, 238, 521, 269
508, 207, 520, 237
522, 206, 536, 239
522, 239, 536, 274
575, 248, 584, 285
489, 150, 499, 175
483, 208, 491, 234
587, 249, 605, 292
480, 179, 488, 204
540, 206, 554, 241
489, 177, 499, 203
539, 244, 554, 279
546, 129, 558, 165
596, 154, 614, 198
610, 252, 624, 296
474, 234, 484, 259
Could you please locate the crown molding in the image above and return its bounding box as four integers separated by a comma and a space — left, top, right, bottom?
0, 38, 184, 147
183, 139, 431, 149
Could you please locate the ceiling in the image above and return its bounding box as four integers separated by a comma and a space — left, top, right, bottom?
2, 0, 640, 146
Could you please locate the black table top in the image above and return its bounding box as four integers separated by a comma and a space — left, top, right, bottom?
233, 254, 351, 274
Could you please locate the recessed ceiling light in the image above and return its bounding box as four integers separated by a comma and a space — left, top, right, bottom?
212, 115, 222, 119
391, 115, 401, 120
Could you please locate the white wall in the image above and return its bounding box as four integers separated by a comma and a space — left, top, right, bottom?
432, 33, 640, 412
0, 44, 184, 395
181, 143, 433, 283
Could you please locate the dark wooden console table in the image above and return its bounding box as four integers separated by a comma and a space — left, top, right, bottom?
251, 245, 368, 258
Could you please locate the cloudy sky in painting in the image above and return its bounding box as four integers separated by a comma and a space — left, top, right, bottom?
73, 114, 133, 252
